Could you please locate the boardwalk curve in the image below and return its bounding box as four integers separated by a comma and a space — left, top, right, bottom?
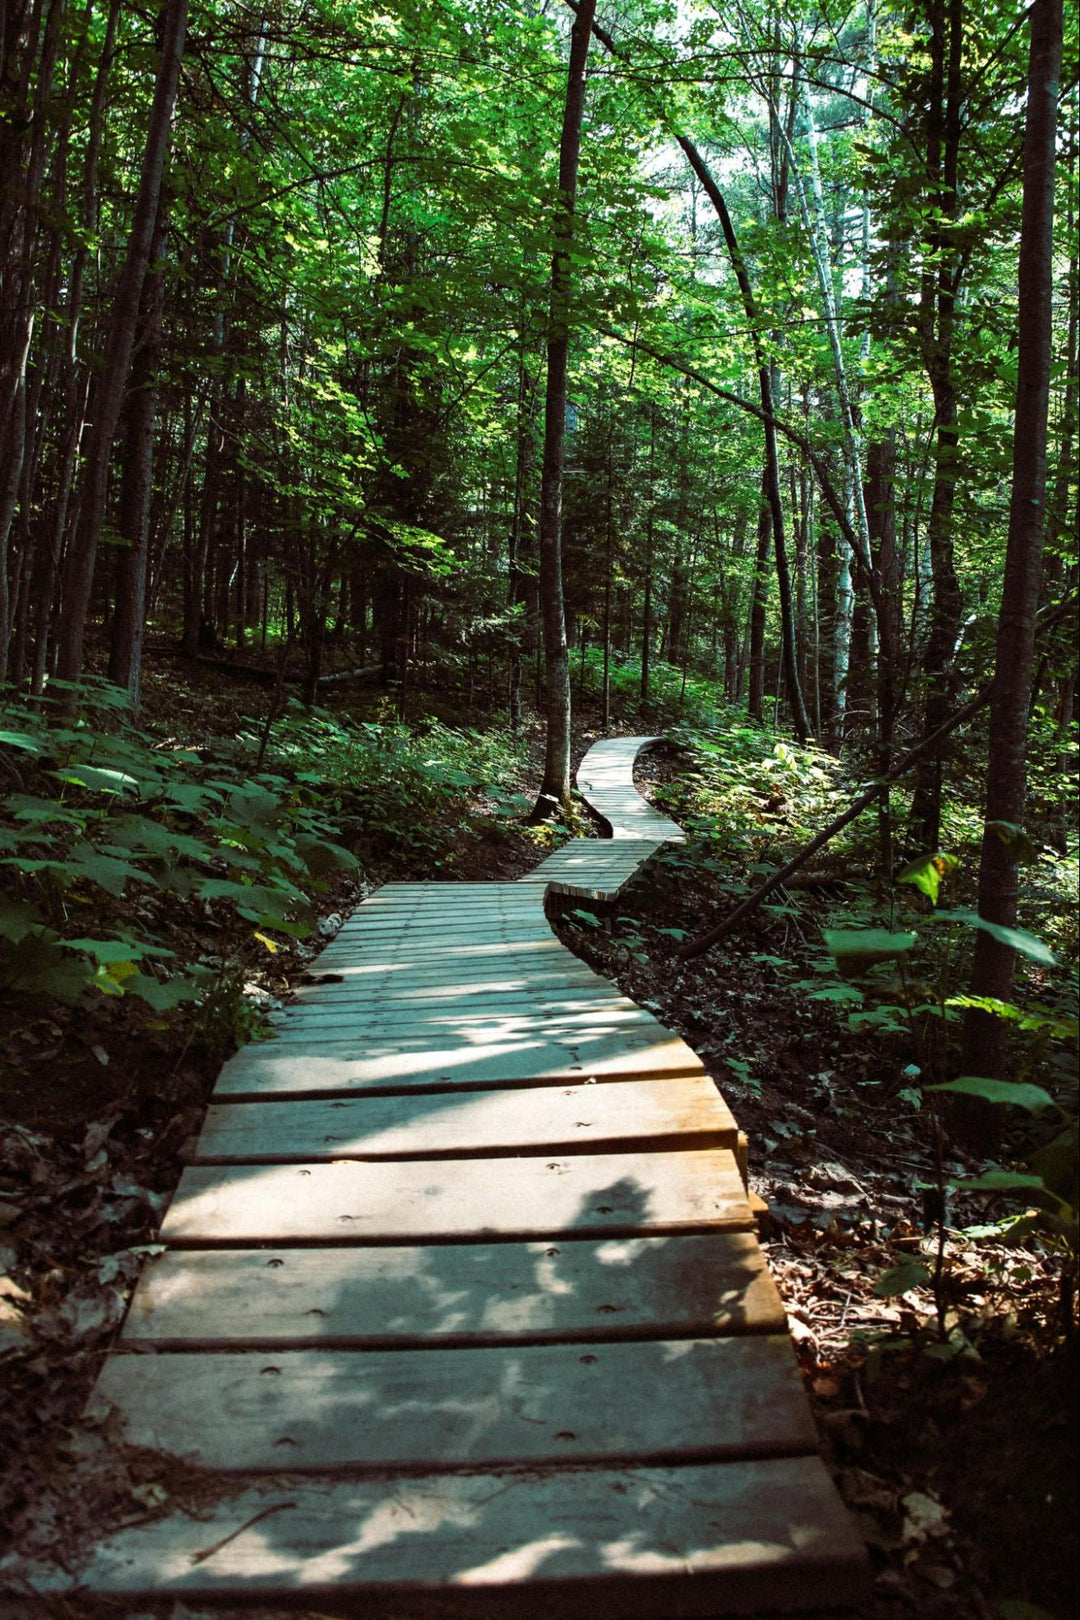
31, 737, 868, 1615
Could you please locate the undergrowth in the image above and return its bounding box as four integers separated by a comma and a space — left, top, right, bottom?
650, 717, 1079, 1343
0, 680, 535, 1053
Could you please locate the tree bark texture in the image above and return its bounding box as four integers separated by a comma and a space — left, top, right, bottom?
532, 0, 596, 818
962, 0, 1063, 1080
55, 0, 188, 689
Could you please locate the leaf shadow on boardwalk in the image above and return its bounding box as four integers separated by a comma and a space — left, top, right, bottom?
63, 1172, 859, 1617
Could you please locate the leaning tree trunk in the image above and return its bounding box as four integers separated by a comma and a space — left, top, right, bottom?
54, 0, 188, 690
961, 0, 1063, 1082
531, 0, 596, 820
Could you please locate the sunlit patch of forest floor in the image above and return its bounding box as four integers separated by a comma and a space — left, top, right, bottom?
553, 745, 1077, 1620
1, 675, 1075, 1620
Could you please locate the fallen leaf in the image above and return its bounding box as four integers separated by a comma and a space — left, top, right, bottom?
902, 1490, 950, 1544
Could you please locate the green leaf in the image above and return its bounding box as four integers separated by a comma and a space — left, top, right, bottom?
127, 972, 203, 1011
945, 994, 1078, 1040
293, 832, 358, 877
986, 822, 1039, 864
68, 850, 153, 896
165, 781, 221, 813
874, 1257, 930, 1297
48, 763, 140, 794
809, 984, 865, 1004
952, 1169, 1046, 1192
926, 1076, 1056, 1113
0, 729, 44, 753
823, 929, 917, 977
0, 895, 41, 943
62, 936, 174, 965
570, 908, 601, 927
6, 794, 84, 826
896, 851, 959, 905
0, 929, 94, 1004
930, 911, 1057, 966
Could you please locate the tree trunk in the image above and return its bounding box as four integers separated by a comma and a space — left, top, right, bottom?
531, 0, 596, 819
961, 0, 1063, 1081
747, 470, 772, 723
108, 207, 167, 705
55, 0, 188, 689
908, 0, 966, 847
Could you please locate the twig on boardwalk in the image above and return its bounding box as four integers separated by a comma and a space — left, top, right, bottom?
189, 1500, 297, 1565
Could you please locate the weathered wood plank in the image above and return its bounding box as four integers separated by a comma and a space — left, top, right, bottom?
294, 964, 611, 992
24, 1456, 870, 1615
192, 1077, 737, 1163
281, 994, 622, 1018
267, 1005, 655, 1039
316, 942, 569, 970
213, 1032, 705, 1099
93, 1335, 815, 1470
284, 990, 636, 1017
121, 1232, 786, 1347
161, 1148, 752, 1244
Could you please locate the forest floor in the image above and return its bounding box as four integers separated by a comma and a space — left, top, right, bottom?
0, 666, 1075, 1620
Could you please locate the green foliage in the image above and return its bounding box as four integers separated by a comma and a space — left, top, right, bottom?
0, 682, 356, 1018
666, 719, 849, 866
926, 1077, 1056, 1114
806, 846, 1079, 1327
255, 706, 529, 859
897, 851, 961, 906
874, 1257, 931, 1298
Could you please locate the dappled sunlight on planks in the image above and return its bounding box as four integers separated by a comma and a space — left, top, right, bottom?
42, 735, 868, 1614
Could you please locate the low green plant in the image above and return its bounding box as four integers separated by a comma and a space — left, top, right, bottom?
249, 705, 530, 858
805, 846, 1078, 1345
1, 680, 356, 1023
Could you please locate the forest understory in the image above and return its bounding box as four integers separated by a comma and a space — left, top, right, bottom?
1, 0, 1077, 1612
0, 652, 1076, 1620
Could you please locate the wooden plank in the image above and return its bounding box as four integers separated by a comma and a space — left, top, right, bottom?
161, 1148, 752, 1244
213, 1033, 705, 1098
121, 1232, 786, 1348
275, 997, 643, 1021
27, 1455, 870, 1615
93, 1334, 815, 1471
285, 987, 635, 1014
344, 905, 548, 919
294, 963, 610, 990
330, 926, 553, 939
266, 1006, 655, 1039
246, 1030, 693, 1062
192, 1077, 738, 1163
316, 942, 569, 969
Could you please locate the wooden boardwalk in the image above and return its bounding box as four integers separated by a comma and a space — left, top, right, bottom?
41, 736, 868, 1614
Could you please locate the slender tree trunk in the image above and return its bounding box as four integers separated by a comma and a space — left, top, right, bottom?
747, 470, 772, 723
908, 0, 966, 846
108, 207, 167, 704
508, 349, 538, 728
55, 0, 188, 688
962, 0, 1063, 1081
531, 0, 596, 819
